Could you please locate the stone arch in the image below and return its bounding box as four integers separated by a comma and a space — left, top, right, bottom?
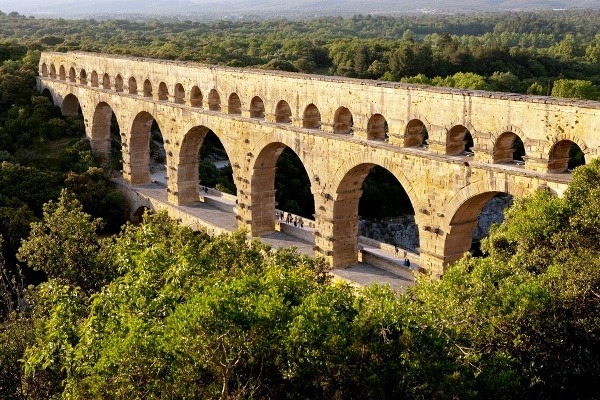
127, 111, 159, 184
275, 100, 291, 123
41, 63, 48, 77
548, 139, 587, 173
190, 86, 202, 107
91, 101, 118, 156
446, 124, 473, 155
102, 73, 111, 90
41, 88, 54, 103
132, 206, 151, 223
303, 104, 321, 129
333, 106, 353, 134
49, 64, 57, 79
404, 119, 428, 147
91, 71, 99, 87
208, 89, 221, 111
68, 66, 76, 83
158, 82, 169, 101
174, 83, 185, 104
250, 96, 265, 119
80, 69, 88, 85
493, 131, 525, 164
250, 141, 316, 235
143, 79, 153, 98
228, 93, 242, 115
61, 93, 81, 117
128, 77, 137, 94
59, 65, 66, 80
115, 75, 124, 92
367, 114, 388, 141
328, 160, 417, 267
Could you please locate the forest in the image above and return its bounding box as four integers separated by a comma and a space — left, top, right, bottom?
0, 10, 599, 399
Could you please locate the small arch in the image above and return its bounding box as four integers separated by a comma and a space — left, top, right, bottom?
250, 96, 265, 119
494, 132, 525, 164
80, 69, 88, 85
174, 83, 185, 104
41, 88, 53, 103
302, 104, 321, 129
132, 206, 151, 223
228, 93, 242, 115
143, 79, 153, 98
41, 63, 48, 77
275, 100, 291, 123
91, 101, 117, 156
208, 89, 221, 111
91, 71, 99, 87
102, 73, 111, 90
548, 140, 586, 173
190, 86, 203, 107
128, 77, 138, 95
158, 82, 169, 101
404, 119, 428, 147
61, 93, 81, 117
49, 64, 57, 79
333, 107, 353, 134
59, 65, 66, 81
446, 125, 473, 156
115, 75, 124, 92
68, 67, 76, 83
367, 114, 388, 141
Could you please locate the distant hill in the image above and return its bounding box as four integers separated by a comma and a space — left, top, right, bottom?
2, 0, 599, 19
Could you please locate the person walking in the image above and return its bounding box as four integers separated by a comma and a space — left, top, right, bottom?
403, 258, 410, 267
395, 246, 399, 257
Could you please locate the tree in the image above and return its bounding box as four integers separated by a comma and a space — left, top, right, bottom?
551, 79, 600, 100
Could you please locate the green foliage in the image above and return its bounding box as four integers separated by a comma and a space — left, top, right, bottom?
551, 78, 600, 100
275, 148, 314, 219
359, 166, 414, 219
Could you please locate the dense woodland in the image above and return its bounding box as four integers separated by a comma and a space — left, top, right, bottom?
0, 10, 599, 399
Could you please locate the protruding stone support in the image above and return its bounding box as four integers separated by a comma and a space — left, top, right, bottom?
90, 138, 111, 156
247, 165, 278, 236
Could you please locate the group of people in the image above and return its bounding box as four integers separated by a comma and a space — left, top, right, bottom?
277, 211, 304, 228
395, 246, 411, 267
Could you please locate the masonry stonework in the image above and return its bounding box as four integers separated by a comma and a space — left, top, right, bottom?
38, 51, 597, 277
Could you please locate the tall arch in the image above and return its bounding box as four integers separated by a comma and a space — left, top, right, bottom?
174, 83, 185, 104
494, 132, 525, 164
228, 93, 242, 115
80, 69, 88, 85
250, 96, 265, 119
548, 140, 586, 173
127, 111, 158, 184
143, 79, 153, 98
115, 75, 124, 92
275, 100, 291, 123
367, 114, 388, 141
128, 77, 138, 94
446, 125, 473, 155
41, 63, 48, 77
68, 67, 76, 83
91, 71, 99, 87
59, 65, 66, 80
158, 82, 168, 101
208, 89, 221, 111
61, 93, 81, 117
102, 73, 111, 90
333, 107, 353, 134
49, 64, 57, 79
190, 86, 202, 107
404, 119, 428, 147
91, 101, 117, 156
303, 104, 321, 129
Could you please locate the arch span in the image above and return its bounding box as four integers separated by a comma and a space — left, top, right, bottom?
333, 106, 353, 134
61, 93, 81, 117
548, 139, 586, 173
405, 119, 428, 147
190, 86, 202, 107
228, 93, 242, 115
80, 69, 88, 85
126, 111, 160, 184
68, 66, 76, 83
91, 101, 119, 156
367, 114, 387, 141
275, 100, 291, 123
303, 104, 321, 129
250, 96, 265, 119
208, 89, 221, 111
115, 75, 124, 92
128, 77, 137, 94
493, 131, 525, 164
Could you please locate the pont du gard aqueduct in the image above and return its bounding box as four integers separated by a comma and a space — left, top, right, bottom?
37, 51, 600, 277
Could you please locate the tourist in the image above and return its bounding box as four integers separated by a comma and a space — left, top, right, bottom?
403, 258, 410, 267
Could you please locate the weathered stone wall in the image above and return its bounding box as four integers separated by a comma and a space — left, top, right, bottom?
38, 51, 594, 277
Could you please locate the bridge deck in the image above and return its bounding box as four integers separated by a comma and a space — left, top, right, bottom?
119, 177, 416, 293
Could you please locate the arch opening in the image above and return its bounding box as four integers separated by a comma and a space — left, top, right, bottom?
333, 106, 353, 134
129, 111, 164, 185
128, 77, 137, 94
91, 71, 99, 87
62, 93, 82, 117
80, 69, 87, 85
91, 102, 121, 164
41, 63, 48, 77
190, 86, 202, 107
174, 83, 185, 104
115, 75, 124, 92
208, 89, 221, 111
549, 140, 585, 173
59, 65, 66, 81
143, 79, 153, 98
228, 93, 242, 115
68, 67, 76, 83
275, 100, 291, 123
367, 114, 388, 141
446, 125, 473, 156
494, 132, 525, 164
158, 82, 169, 101
49, 64, 57, 79
302, 104, 321, 129
404, 119, 429, 147
250, 96, 265, 119
102, 73, 111, 90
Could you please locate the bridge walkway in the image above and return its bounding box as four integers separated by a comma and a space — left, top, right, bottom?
123, 175, 417, 293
